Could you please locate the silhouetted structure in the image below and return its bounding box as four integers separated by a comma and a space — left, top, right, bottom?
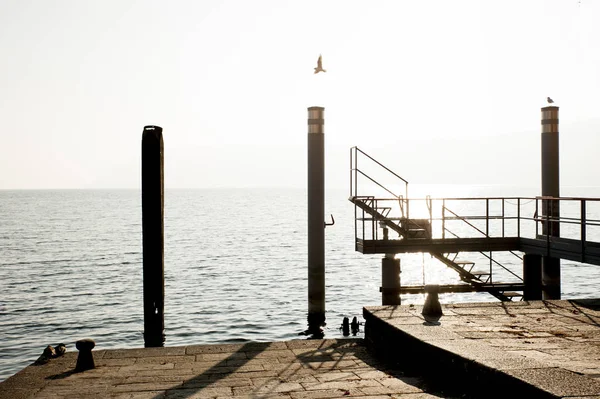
307, 107, 326, 334
141, 125, 165, 347
349, 105, 599, 303
541, 105, 560, 299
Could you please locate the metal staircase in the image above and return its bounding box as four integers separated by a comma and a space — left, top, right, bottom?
349, 147, 525, 302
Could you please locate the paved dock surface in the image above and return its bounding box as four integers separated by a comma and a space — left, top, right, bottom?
364, 299, 600, 398
0, 339, 453, 399
4, 299, 599, 398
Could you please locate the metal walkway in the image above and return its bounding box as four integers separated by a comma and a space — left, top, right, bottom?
349, 146, 600, 301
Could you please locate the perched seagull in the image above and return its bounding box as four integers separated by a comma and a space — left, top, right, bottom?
547, 97, 554, 104
314, 54, 326, 74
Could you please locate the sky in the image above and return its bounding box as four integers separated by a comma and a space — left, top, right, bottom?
1, 0, 599, 190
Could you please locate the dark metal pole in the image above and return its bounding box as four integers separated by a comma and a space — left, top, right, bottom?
307, 107, 325, 334
541, 105, 560, 299
142, 125, 165, 347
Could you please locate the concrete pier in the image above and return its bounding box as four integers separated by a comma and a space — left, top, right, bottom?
2, 300, 599, 398
365, 299, 600, 398
0, 339, 453, 399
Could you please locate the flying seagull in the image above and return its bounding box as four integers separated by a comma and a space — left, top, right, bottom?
547, 97, 554, 104
314, 54, 326, 74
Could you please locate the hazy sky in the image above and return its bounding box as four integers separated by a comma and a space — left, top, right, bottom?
1, 0, 599, 190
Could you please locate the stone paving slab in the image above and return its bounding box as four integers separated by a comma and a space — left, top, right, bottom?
0, 339, 454, 399
364, 299, 600, 398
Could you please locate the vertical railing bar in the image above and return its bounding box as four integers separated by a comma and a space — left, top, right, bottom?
429, 196, 433, 238
486, 198, 490, 237
374, 199, 378, 241
581, 199, 586, 263
350, 147, 353, 198
502, 199, 505, 237
354, 148, 358, 198
406, 183, 409, 220
362, 207, 365, 242
442, 199, 446, 240
354, 196, 358, 248
517, 198, 521, 238
489, 251, 493, 284
535, 198, 539, 237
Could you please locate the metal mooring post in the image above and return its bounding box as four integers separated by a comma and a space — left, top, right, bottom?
307, 106, 326, 333
141, 125, 165, 347
541, 105, 561, 300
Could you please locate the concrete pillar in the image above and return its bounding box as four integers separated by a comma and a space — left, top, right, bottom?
541, 106, 561, 299
523, 254, 542, 300
141, 125, 165, 347
307, 107, 326, 332
381, 255, 401, 305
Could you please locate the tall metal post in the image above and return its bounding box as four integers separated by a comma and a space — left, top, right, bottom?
541, 106, 561, 300
141, 125, 165, 347
307, 106, 326, 333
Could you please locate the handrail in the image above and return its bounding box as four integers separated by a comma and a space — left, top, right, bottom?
353, 146, 409, 185
482, 251, 523, 281
355, 170, 400, 199
443, 206, 489, 237
350, 146, 410, 219
444, 224, 523, 282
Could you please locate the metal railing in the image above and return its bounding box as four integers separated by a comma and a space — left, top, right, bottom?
350, 146, 409, 218
352, 195, 600, 288
353, 195, 600, 246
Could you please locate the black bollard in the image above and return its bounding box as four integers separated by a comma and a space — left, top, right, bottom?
142, 125, 165, 347
422, 285, 443, 323
341, 317, 350, 336
75, 339, 96, 372
350, 317, 360, 335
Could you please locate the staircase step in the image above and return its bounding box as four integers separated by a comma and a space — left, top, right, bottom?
454, 261, 475, 265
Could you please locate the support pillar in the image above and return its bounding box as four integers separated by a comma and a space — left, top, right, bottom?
541, 105, 561, 300
523, 254, 542, 300
307, 107, 326, 332
141, 125, 165, 347
381, 255, 401, 306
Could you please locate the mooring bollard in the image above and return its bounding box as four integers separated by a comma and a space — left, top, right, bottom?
422, 285, 443, 323
75, 339, 96, 372
142, 125, 165, 347
351, 316, 360, 335
342, 317, 350, 336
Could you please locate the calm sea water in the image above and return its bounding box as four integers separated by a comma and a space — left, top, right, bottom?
1, 186, 600, 381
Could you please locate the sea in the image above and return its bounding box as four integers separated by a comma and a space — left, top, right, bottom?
2, 186, 600, 382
